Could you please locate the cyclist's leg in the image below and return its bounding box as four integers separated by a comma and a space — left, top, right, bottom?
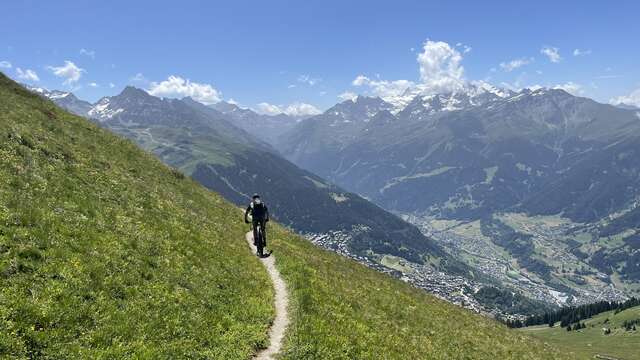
262, 220, 267, 247
252, 221, 258, 246
257, 224, 264, 256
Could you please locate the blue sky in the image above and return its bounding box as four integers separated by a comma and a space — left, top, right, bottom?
2, 0, 639, 113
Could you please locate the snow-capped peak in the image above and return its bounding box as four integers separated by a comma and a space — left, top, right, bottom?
87, 97, 123, 121
23, 84, 72, 100
470, 81, 515, 98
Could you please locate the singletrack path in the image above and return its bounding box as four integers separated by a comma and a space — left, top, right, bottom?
245, 232, 289, 359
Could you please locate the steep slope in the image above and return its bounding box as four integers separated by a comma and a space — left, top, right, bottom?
1, 73, 568, 359
269, 222, 569, 359
521, 305, 640, 359
81, 86, 458, 269
0, 74, 273, 358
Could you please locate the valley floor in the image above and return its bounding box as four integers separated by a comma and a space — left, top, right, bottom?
405, 213, 629, 308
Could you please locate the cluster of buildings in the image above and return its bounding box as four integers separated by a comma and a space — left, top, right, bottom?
305, 220, 628, 322
306, 230, 488, 315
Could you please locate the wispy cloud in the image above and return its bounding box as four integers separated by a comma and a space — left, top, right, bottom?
541, 46, 562, 63
456, 42, 472, 54
16, 68, 39, 82
80, 48, 96, 59
0, 60, 11, 69
595, 74, 621, 79
572, 48, 591, 56
130, 73, 146, 82
297, 74, 321, 86
499, 57, 534, 72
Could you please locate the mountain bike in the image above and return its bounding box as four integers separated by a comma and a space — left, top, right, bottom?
255, 222, 265, 257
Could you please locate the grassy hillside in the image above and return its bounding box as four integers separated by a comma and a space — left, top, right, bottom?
521, 305, 640, 359
268, 223, 569, 359
0, 74, 273, 358
1, 73, 569, 359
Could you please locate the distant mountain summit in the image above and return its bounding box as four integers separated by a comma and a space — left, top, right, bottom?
615, 103, 640, 110
281, 86, 640, 220
210, 100, 300, 145
24, 84, 93, 116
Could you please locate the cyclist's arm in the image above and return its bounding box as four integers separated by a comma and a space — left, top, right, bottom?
265, 206, 269, 222
244, 206, 251, 223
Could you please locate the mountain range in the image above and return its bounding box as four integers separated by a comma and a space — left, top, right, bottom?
26, 81, 640, 310
280, 86, 640, 222
277, 84, 640, 303
24, 84, 462, 273
210, 101, 302, 145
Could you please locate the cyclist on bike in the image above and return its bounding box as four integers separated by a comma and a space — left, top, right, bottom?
244, 193, 269, 256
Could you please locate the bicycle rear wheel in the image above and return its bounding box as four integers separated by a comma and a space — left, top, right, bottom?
256, 226, 264, 256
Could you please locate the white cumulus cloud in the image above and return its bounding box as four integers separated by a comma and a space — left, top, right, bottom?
541, 46, 562, 63
284, 102, 321, 116
348, 40, 466, 107
256, 102, 283, 115
500, 57, 533, 72
553, 82, 583, 95
147, 75, 222, 105
338, 91, 358, 102
351, 75, 415, 101
610, 88, 640, 108
417, 40, 465, 94
47, 61, 84, 84
255, 102, 321, 117
16, 68, 39, 82
0, 60, 11, 69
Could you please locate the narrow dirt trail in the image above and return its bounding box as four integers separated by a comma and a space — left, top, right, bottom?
245, 232, 289, 359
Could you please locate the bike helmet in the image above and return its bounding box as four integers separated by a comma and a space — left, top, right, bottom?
252, 193, 260, 199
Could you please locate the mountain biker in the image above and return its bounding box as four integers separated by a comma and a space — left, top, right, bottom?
245, 193, 269, 256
